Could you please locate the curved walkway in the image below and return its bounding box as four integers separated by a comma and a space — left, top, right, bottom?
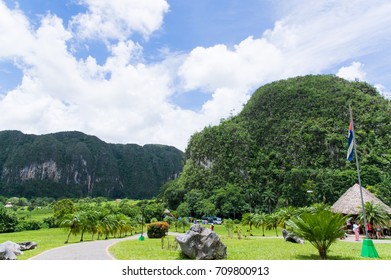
340, 234, 391, 243
29, 235, 140, 260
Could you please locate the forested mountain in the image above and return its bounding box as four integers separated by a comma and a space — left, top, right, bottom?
0, 131, 184, 199
160, 75, 391, 218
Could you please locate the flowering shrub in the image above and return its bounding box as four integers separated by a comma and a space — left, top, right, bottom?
147, 221, 169, 238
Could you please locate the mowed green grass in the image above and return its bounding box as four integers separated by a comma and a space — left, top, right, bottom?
109, 234, 391, 260
0, 228, 100, 260
1, 224, 390, 260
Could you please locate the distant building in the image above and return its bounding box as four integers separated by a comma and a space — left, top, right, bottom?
5, 202, 13, 208
331, 183, 391, 215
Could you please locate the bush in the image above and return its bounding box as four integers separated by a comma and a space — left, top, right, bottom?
43, 216, 59, 228
147, 222, 169, 238
0, 206, 19, 233
15, 220, 43, 232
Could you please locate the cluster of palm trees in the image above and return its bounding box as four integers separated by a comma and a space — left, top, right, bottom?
241, 204, 331, 237
241, 202, 390, 259
60, 210, 139, 244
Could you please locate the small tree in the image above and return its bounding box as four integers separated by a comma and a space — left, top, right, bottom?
60, 212, 83, 244
177, 217, 190, 233
286, 210, 345, 259
252, 212, 267, 236
224, 218, 234, 238
358, 201, 389, 229
0, 205, 18, 233
147, 222, 169, 238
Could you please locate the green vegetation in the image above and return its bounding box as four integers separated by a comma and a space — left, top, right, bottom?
286, 210, 345, 259
109, 227, 391, 260
1, 75, 390, 261
147, 222, 169, 238
160, 75, 391, 219
0, 130, 184, 199
0, 228, 96, 260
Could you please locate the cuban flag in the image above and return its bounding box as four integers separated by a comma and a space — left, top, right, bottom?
347, 120, 354, 161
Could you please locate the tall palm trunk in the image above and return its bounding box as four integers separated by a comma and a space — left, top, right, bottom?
65, 229, 72, 244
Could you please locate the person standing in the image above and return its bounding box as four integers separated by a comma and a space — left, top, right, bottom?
353, 221, 360, 241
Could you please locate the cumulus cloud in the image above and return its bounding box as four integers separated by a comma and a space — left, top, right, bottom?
177, 0, 391, 127
336, 62, 367, 81
375, 84, 391, 100
1, 0, 391, 151
70, 0, 170, 41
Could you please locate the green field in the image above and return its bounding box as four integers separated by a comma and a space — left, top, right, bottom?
0, 227, 106, 260
108, 233, 391, 260
1, 224, 390, 260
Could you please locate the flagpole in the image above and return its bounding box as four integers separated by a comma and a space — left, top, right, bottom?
349, 105, 368, 239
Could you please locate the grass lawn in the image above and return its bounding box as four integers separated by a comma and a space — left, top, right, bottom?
0, 227, 104, 260
1, 224, 390, 260
108, 234, 391, 260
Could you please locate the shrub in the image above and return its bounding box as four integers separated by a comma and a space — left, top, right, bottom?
0, 206, 19, 233
147, 222, 169, 238
43, 216, 59, 228
15, 220, 43, 231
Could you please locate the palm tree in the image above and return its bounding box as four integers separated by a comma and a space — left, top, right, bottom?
275, 206, 298, 229
116, 214, 131, 237
286, 210, 345, 259
252, 212, 267, 236
60, 212, 83, 244
262, 189, 276, 214
79, 210, 99, 242
177, 217, 190, 233
241, 213, 254, 234
265, 212, 280, 237
358, 201, 389, 237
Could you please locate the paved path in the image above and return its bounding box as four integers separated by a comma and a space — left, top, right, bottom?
341, 234, 391, 244
29, 235, 140, 260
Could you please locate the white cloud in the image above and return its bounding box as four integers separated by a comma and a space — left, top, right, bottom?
1, 0, 391, 151
336, 62, 367, 81
70, 0, 170, 41
375, 84, 391, 100
176, 0, 391, 131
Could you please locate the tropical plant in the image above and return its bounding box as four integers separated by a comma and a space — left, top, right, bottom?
60, 212, 83, 244
358, 201, 389, 230
177, 217, 190, 233
224, 218, 235, 238
265, 212, 280, 237
286, 210, 345, 259
0, 205, 19, 233
241, 213, 255, 232
252, 212, 267, 236
275, 206, 298, 229
147, 222, 169, 238
79, 210, 100, 241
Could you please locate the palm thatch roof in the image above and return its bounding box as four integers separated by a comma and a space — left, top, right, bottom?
331, 183, 391, 215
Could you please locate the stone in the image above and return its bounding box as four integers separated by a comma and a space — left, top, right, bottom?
0, 241, 23, 260
18, 241, 38, 251
282, 229, 304, 244
0, 241, 37, 260
175, 224, 227, 260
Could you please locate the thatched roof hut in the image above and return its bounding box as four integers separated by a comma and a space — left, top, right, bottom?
331, 183, 391, 215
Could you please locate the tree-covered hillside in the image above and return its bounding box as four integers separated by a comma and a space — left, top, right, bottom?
0, 131, 184, 199
160, 75, 391, 218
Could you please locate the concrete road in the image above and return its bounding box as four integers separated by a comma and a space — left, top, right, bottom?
29, 235, 140, 260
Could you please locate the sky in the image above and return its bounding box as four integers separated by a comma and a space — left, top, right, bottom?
0, 0, 390, 151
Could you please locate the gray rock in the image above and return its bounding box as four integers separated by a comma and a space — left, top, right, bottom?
176, 224, 227, 260
282, 229, 304, 244
0, 241, 37, 260
0, 241, 23, 260
18, 241, 38, 251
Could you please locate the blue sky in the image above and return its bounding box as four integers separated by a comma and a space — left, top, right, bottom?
0, 0, 390, 150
